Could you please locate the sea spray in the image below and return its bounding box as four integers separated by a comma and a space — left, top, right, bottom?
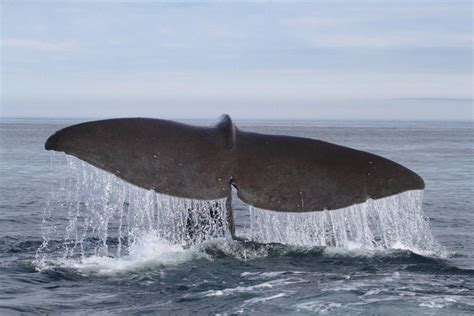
249, 190, 445, 255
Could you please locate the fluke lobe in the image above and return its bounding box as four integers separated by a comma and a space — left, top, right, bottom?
45, 114, 424, 214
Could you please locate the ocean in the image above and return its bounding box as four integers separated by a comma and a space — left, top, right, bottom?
0, 118, 473, 314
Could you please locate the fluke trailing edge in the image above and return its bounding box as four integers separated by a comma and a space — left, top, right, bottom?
45, 114, 424, 213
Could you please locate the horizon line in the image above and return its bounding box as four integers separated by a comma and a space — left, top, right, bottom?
1, 116, 472, 123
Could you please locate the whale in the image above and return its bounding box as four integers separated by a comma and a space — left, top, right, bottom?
45, 114, 425, 238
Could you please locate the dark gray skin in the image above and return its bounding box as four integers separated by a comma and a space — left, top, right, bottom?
45, 114, 425, 237
234, 129, 425, 212
46, 116, 235, 200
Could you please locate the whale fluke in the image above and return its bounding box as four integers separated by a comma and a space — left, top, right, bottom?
45, 114, 424, 213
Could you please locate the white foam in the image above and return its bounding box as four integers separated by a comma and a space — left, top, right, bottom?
242, 293, 287, 305
295, 301, 343, 313
240, 271, 304, 279
203, 277, 305, 297
418, 296, 458, 309
198, 238, 274, 260
38, 231, 208, 275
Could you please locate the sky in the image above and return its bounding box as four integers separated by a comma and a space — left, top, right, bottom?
0, 0, 472, 120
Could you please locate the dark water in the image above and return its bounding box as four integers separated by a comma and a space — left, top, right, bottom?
1, 118, 473, 314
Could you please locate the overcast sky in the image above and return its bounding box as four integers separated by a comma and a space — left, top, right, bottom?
1, 0, 472, 120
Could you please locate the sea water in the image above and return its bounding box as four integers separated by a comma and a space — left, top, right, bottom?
1, 119, 472, 314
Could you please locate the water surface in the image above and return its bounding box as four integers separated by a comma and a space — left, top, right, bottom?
0, 118, 473, 314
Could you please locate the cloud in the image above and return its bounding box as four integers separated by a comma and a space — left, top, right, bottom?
5, 70, 471, 101
305, 32, 473, 49
285, 16, 336, 28
1, 39, 80, 51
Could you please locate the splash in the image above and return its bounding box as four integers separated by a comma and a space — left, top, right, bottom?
54, 232, 209, 275
249, 190, 445, 255
36, 154, 229, 266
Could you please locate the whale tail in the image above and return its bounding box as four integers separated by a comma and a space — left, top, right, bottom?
45, 115, 424, 237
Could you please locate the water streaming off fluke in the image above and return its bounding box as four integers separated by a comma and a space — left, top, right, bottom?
37, 155, 229, 265
249, 190, 444, 255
